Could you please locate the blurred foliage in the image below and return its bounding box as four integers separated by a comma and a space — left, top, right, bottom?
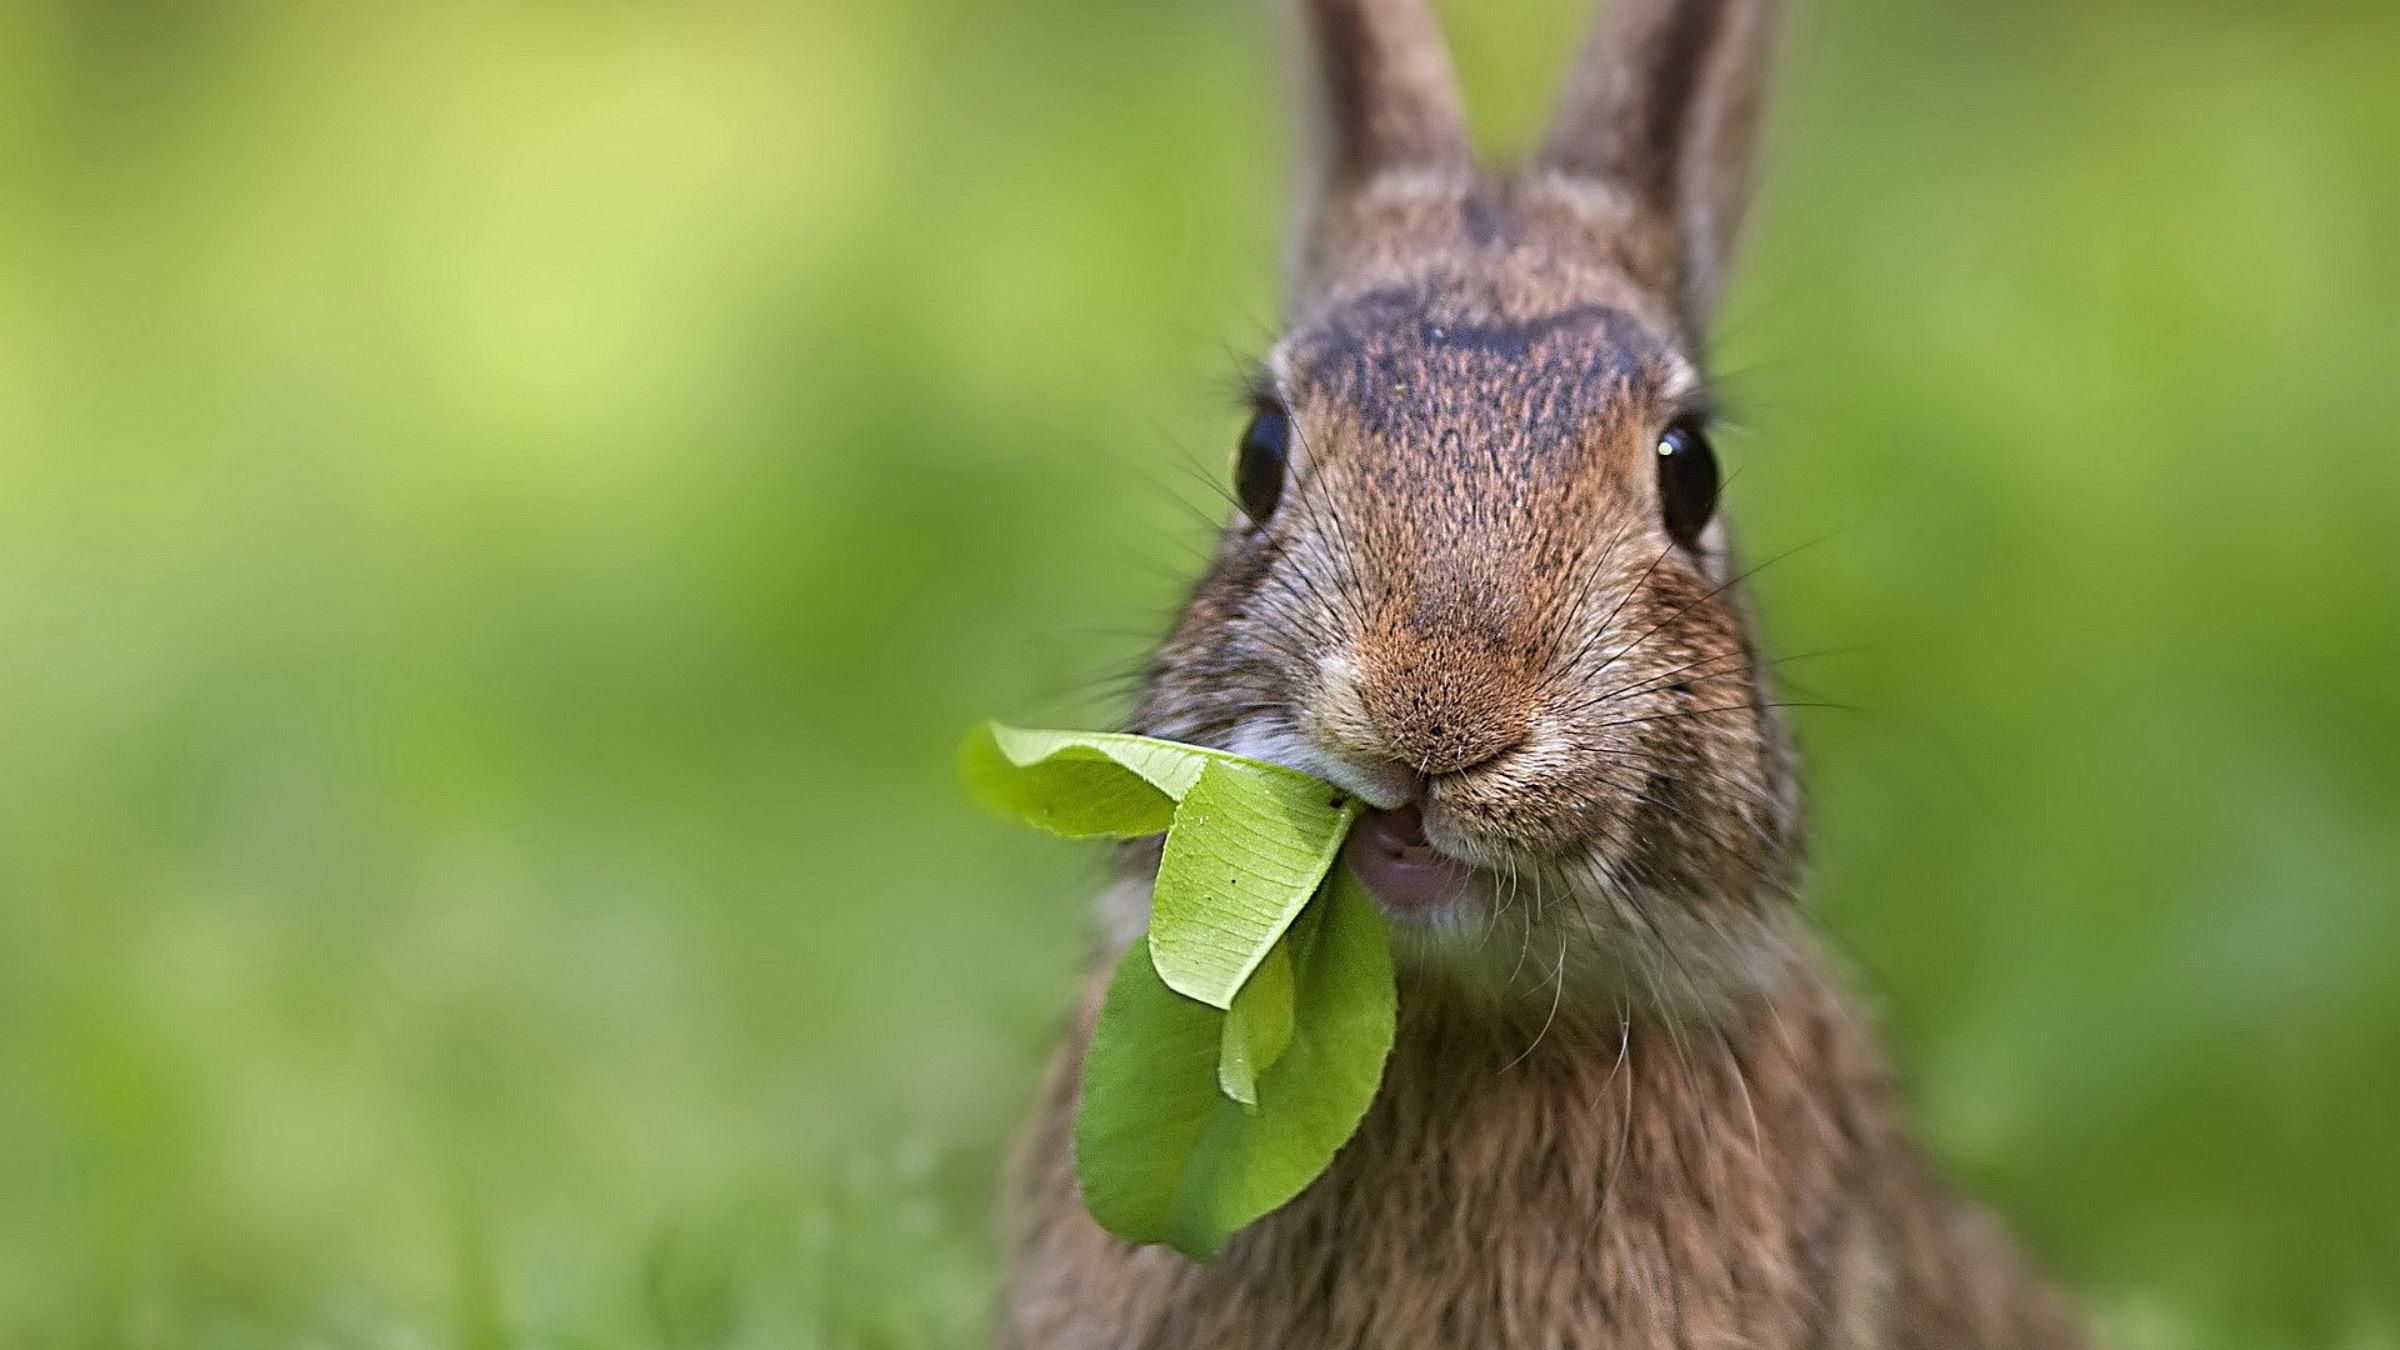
1, 0, 2395, 1345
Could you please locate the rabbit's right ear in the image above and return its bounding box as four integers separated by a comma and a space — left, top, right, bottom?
1287, 0, 1472, 292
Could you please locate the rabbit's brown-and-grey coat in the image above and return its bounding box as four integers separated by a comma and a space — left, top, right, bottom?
1002, 1, 2087, 1345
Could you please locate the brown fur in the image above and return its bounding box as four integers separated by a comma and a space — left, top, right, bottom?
1006, 952, 2083, 1349
1000, 0, 2087, 1344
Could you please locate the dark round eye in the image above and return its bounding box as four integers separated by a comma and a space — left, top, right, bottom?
1234, 404, 1290, 526
1655, 418, 1720, 549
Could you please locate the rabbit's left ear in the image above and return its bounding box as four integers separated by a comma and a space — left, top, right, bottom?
1537, 0, 1782, 332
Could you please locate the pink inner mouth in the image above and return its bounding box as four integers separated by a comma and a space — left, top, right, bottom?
1343, 806, 1475, 914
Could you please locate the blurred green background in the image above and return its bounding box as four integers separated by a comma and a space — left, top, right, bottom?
2, 0, 2395, 1345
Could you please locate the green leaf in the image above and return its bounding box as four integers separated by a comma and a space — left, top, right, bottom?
958, 722, 1342, 844
957, 723, 1198, 838
1150, 759, 1360, 1008
1075, 870, 1395, 1261
1216, 926, 1298, 1111
961, 723, 1397, 1258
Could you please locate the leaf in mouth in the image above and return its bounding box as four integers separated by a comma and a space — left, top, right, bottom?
960, 722, 1398, 1259
1074, 869, 1393, 1260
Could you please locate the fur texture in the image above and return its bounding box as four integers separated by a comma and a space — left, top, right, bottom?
1006, 956, 2084, 1349
1000, 0, 2087, 1344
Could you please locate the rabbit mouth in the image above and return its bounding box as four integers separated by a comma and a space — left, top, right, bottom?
1345, 805, 1479, 918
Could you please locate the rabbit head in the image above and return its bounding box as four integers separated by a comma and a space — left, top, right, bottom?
1130, 0, 1800, 1014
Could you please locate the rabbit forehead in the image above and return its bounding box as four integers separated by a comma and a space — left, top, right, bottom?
1271, 272, 1698, 487
1291, 286, 1678, 431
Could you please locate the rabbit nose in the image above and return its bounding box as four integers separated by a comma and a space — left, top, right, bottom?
1338, 594, 1538, 778
1361, 682, 1525, 778
1307, 637, 1531, 796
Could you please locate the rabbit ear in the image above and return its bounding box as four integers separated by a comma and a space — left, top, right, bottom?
1288, 0, 1472, 285
1537, 0, 1779, 328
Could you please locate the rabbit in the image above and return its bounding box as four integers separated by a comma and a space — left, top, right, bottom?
1000, 1, 2090, 1346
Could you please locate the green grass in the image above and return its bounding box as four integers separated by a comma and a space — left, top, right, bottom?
1, 0, 2396, 1344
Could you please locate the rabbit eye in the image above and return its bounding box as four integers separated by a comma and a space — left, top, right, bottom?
1655, 419, 1720, 549
1235, 405, 1290, 526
